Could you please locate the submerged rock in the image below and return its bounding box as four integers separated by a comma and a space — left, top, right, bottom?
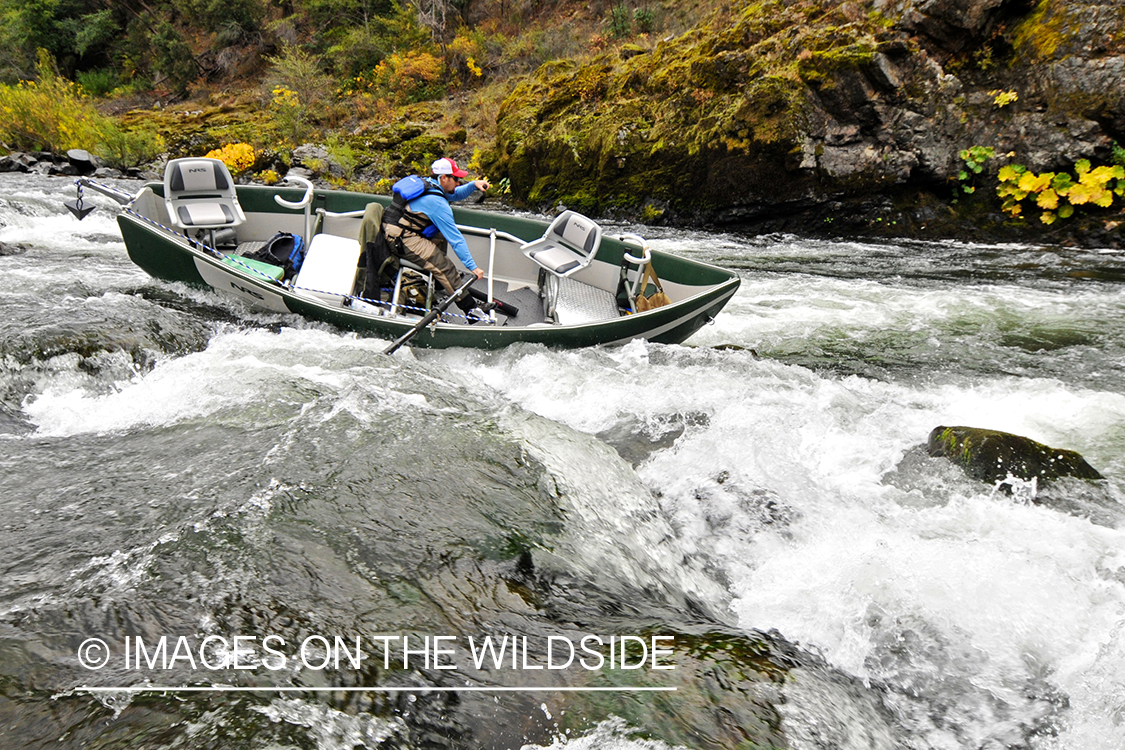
926, 425, 1103, 484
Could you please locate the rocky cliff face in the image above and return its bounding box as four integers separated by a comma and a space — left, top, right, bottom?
489, 0, 1125, 245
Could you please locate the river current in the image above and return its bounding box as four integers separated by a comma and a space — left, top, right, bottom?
1, 173, 1124, 749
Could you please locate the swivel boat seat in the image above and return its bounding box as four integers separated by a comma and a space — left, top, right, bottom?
163, 157, 246, 247
519, 210, 602, 278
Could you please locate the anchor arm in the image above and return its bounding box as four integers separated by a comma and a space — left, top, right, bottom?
65, 177, 138, 220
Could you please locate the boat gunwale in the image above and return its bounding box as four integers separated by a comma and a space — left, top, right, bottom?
117, 181, 741, 348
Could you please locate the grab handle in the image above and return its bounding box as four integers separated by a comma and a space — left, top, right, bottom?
274, 176, 315, 247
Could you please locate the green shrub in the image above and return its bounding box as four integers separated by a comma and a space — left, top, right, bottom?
181, 0, 260, 36
634, 7, 656, 34
324, 133, 357, 178
268, 85, 309, 145
955, 145, 994, 194
95, 122, 165, 170
262, 45, 334, 113
1112, 141, 1125, 167
324, 4, 428, 78
76, 68, 121, 97
608, 3, 632, 38
151, 22, 198, 94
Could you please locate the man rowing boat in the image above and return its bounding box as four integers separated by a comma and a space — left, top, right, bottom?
379, 157, 490, 315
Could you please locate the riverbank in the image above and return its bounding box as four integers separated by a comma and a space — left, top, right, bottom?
13, 140, 1122, 253
6, 0, 1125, 250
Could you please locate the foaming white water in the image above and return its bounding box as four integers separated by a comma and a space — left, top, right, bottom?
0, 180, 127, 250
495, 398, 731, 613
20, 326, 416, 436
251, 698, 403, 749
522, 715, 687, 750
437, 334, 1125, 748
7, 174, 1123, 746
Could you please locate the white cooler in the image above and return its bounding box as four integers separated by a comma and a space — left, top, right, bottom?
293, 234, 363, 305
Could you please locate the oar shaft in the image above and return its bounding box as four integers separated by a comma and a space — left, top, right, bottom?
383, 276, 477, 355
468, 287, 517, 316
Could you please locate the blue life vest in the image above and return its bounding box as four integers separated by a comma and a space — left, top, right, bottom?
385, 176, 447, 239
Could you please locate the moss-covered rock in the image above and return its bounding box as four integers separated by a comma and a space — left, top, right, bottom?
926, 425, 1103, 484
489, 1, 892, 215
487, 0, 1124, 245
1009, 0, 1125, 133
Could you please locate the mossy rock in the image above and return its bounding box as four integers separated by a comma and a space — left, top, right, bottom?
394, 133, 448, 165
490, 0, 893, 214
363, 122, 428, 150
926, 425, 1103, 484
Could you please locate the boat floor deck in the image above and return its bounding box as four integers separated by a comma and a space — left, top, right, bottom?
469, 279, 545, 327
232, 241, 627, 330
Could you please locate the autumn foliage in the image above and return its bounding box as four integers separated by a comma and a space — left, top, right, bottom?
998, 160, 1125, 224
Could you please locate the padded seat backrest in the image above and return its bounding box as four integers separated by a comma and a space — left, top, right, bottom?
520, 210, 602, 278
164, 158, 246, 231
551, 212, 599, 256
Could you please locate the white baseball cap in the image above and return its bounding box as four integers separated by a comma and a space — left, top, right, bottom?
431, 157, 469, 178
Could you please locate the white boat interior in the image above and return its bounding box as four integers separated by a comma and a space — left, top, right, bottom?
126, 159, 680, 329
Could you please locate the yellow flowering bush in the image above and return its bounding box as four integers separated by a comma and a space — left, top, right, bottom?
0, 50, 107, 152
448, 32, 487, 85
998, 159, 1125, 224
271, 86, 300, 109
205, 143, 257, 175
269, 85, 307, 144
371, 51, 444, 104
337, 71, 378, 98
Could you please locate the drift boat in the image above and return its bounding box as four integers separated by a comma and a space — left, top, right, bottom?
70, 158, 740, 350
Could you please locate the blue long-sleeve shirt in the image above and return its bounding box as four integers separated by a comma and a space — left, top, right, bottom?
408, 178, 480, 271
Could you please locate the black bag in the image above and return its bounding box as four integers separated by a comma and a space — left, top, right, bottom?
362, 230, 397, 299
244, 232, 305, 281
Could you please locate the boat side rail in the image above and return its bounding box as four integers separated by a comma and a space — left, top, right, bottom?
617, 233, 652, 311
275, 176, 314, 248
315, 208, 528, 246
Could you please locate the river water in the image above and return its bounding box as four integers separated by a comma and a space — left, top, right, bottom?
1, 172, 1124, 749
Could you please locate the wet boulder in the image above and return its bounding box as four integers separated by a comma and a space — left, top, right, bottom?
0, 152, 36, 172
66, 148, 100, 175
926, 426, 1103, 484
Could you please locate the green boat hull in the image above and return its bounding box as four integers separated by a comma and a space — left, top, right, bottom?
116, 183, 740, 350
